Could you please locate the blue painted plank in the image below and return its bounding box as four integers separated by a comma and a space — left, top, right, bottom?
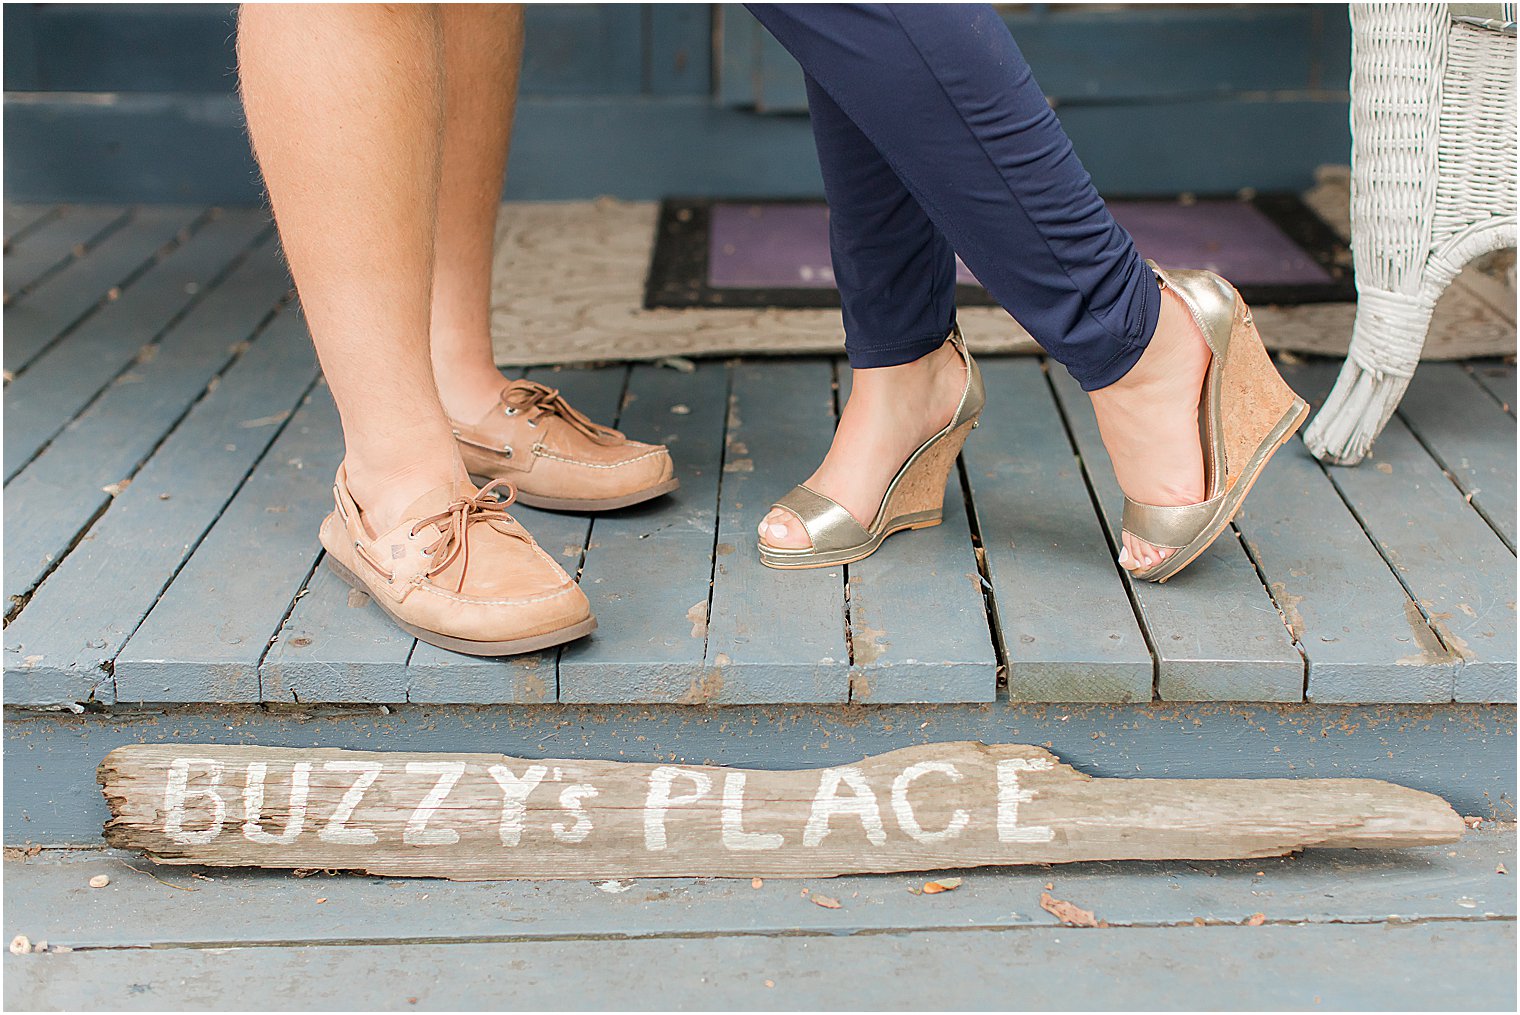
3, 204, 54, 246
720, 6, 1350, 110
1, 236, 291, 613
4, 924, 1511, 1011
1468, 360, 1515, 415
262, 563, 413, 705
113, 385, 342, 704
4, 92, 1349, 205
521, 4, 643, 96
1, 204, 125, 302
6, 701, 1513, 844
1233, 428, 1459, 703
3, 310, 319, 707
1047, 368, 1305, 701
2, 206, 200, 376
3, 209, 270, 481
15, 828, 1510, 947
405, 365, 628, 704
1398, 362, 1517, 552
647, 4, 712, 96
836, 362, 998, 703
703, 360, 850, 703
1, 5, 39, 91
26, 4, 238, 94
963, 359, 1151, 702
559, 362, 727, 702
1302, 364, 1517, 704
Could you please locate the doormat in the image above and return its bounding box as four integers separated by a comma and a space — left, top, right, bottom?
645, 194, 1356, 310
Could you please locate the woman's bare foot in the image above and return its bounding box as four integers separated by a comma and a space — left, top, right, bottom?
759, 339, 967, 549
1088, 284, 1212, 572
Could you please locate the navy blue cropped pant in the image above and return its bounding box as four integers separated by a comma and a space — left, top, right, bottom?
747, 4, 1161, 390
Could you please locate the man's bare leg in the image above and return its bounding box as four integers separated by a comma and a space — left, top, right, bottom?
238, 3, 463, 533
429, 3, 525, 423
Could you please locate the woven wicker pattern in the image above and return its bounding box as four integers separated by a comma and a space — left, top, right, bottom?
1305, 3, 1517, 465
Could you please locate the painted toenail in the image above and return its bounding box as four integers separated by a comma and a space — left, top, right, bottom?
767, 524, 791, 539
1117, 546, 1132, 567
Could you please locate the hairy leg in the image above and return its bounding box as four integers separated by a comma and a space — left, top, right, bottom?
430, 3, 525, 424
239, 3, 462, 532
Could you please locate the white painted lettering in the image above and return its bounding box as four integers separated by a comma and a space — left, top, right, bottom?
721, 772, 783, 851
552, 784, 598, 844
162, 758, 227, 845
803, 766, 886, 847
404, 761, 466, 846
643, 766, 713, 851
890, 761, 970, 844
319, 761, 382, 845
996, 757, 1056, 843
488, 763, 549, 847
242, 762, 311, 845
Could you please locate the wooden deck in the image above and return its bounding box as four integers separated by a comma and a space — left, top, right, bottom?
5, 829, 1515, 1009
4, 204, 1517, 708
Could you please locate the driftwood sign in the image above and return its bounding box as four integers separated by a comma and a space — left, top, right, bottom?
98, 742, 1464, 880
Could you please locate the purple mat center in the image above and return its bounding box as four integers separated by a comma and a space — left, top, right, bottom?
707, 200, 1330, 290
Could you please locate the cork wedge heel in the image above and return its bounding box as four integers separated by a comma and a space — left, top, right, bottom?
758, 329, 985, 570
1123, 264, 1310, 583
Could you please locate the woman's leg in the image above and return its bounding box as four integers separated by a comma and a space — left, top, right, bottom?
429, 3, 524, 424
239, 3, 461, 533
747, 4, 1211, 570
760, 75, 969, 548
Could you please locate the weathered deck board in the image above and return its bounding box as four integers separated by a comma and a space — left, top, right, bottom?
3, 310, 319, 707
1398, 362, 1517, 552
559, 362, 728, 702
2, 237, 291, 611
964, 360, 1152, 702
3, 210, 271, 480
113, 386, 343, 703
405, 365, 628, 704
1047, 368, 1305, 701
263, 564, 413, 704
3, 204, 56, 246
1235, 445, 1459, 703
703, 360, 850, 703
1235, 361, 1461, 703
2, 205, 127, 303
14, 829, 1510, 946
1306, 372, 1518, 704
837, 363, 999, 703
1468, 359, 1516, 414
2, 206, 200, 378
7, 924, 1511, 1011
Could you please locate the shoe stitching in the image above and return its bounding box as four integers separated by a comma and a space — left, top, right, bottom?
413, 581, 580, 607
532, 447, 668, 469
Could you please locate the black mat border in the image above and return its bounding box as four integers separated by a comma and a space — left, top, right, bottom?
644, 193, 1356, 310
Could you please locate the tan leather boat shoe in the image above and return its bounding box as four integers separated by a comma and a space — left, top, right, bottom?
319, 467, 595, 656
450, 379, 677, 512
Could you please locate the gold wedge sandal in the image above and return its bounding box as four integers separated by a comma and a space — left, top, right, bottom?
1123, 263, 1310, 583
758, 328, 985, 570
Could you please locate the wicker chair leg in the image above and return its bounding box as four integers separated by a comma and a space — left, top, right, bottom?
1303, 284, 1439, 466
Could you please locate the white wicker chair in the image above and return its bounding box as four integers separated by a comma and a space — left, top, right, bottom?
1304, 2, 1517, 465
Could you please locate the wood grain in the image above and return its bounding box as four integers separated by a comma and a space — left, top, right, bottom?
98, 741, 1464, 880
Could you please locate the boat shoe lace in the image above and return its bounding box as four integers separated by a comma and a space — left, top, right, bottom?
500, 380, 624, 446
355, 479, 531, 593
